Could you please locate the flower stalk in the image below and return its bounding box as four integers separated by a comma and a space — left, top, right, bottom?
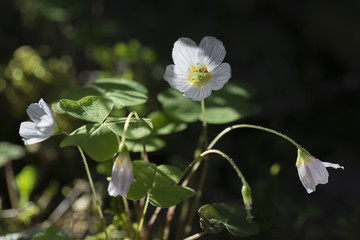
78, 146, 108, 240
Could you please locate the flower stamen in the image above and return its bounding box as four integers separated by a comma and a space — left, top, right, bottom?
188, 65, 211, 87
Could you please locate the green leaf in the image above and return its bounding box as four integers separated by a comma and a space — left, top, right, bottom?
53, 87, 103, 114
131, 161, 195, 207
205, 83, 261, 124
93, 78, 148, 109
149, 185, 196, 208
106, 117, 153, 139
148, 111, 187, 135
198, 204, 226, 234
126, 137, 166, 152
59, 96, 113, 122
126, 179, 148, 200
157, 83, 261, 124
60, 123, 119, 161
16, 165, 37, 207
0, 142, 25, 167
198, 203, 260, 237
132, 161, 158, 190
156, 165, 182, 183
157, 89, 201, 123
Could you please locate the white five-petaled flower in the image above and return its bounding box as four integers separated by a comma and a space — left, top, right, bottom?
19, 99, 58, 145
108, 144, 134, 197
296, 148, 344, 193
164, 36, 231, 101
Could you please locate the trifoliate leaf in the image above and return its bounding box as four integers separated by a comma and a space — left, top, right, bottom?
59, 96, 113, 122
198, 203, 260, 237
60, 123, 119, 161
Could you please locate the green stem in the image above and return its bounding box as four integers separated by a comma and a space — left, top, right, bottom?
184, 159, 208, 236
201, 100, 207, 129
138, 193, 150, 235
77, 147, 108, 240
208, 124, 301, 150
121, 111, 140, 146
200, 149, 249, 186
122, 197, 133, 239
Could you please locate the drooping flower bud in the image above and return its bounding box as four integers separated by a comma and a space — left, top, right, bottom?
296, 147, 344, 193
241, 184, 253, 220
108, 143, 134, 197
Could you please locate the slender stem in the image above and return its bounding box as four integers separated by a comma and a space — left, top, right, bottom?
183, 232, 207, 240
145, 207, 161, 239
200, 149, 249, 186
201, 100, 207, 129
122, 197, 133, 239
121, 111, 140, 146
142, 138, 149, 162
5, 160, 18, 209
184, 159, 208, 236
77, 147, 108, 240
180, 100, 209, 237
138, 193, 150, 234
208, 124, 301, 150
163, 206, 175, 240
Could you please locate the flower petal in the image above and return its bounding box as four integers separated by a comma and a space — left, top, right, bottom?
322, 162, 344, 169
198, 36, 226, 70
164, 64, 191, 92
209, 63, 231, 90
19, 121, 38, 138
27, 102, 47, 124
172, 38, 198, 71
183, 85, 212, 101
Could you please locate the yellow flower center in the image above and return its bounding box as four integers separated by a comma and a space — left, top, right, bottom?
188, 65, 211, 87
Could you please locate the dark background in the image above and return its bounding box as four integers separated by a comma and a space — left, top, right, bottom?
0, 0, 359, 239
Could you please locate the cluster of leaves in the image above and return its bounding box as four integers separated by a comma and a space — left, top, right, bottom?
50, 76, 261, 238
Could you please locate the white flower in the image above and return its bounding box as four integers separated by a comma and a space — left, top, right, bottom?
19, 99, 57, 145
296, 148, 344, 193
164, 36, 231, 101
108, 144, 134, 197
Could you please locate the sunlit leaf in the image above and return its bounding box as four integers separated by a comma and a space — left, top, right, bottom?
59, 96, 113, 122
60, 123, 119, 161
106, 117, 153, 139
158, 82, 260, 124
130, 161, 195, 207
149, 185, 196, 208
126, 137, 166, 152
93, 78, 148, 109
148, 111, 187, 135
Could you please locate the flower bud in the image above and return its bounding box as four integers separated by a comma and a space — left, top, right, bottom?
241, 184, 253, 220
108, 144, 134, 197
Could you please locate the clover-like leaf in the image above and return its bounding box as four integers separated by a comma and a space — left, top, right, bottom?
60, 123, 119, 161
126, 161, 195, 207
126, 137, 166, 152
198, 203, 260, 237
106, 117, 153, 139
158, 82, 260, 124
59, 96, 113, 122
93, 78, 148, 109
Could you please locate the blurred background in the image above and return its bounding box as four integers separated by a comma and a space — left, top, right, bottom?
0, 0, 359, 239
